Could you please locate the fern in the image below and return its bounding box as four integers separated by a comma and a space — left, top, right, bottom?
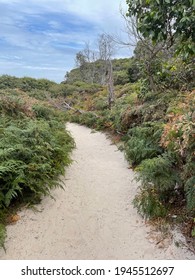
185, 177, 195, 212
136, 153, 179, 191
125, 137, 161, 165
0, 104, 74, 209
125, 122, 163, 165
133, 152, 182, 218
133, 186, 167, 219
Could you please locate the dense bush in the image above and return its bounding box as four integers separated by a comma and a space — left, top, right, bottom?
70, 112, 98, 128
0, 75, 56, 92
0, 81, 74, 246
160, 93, 195, 212
125, 123, 163, 165
133, 186, 167, 219
114, 70, 130, 85
136, 154, 179, 192
0, 94, 34, 118
0, 117, 74, 208
27, 89, 49, 101
133, 153, 179, 218
49, 83, 78, 97
0, 75, 19, 89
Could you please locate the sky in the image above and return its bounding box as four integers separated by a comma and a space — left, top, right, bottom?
0, 0, 134, 83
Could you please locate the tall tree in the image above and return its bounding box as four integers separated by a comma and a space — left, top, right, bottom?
126, 0, 195, 58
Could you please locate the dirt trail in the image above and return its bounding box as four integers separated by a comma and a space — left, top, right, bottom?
0, 123, 194, 260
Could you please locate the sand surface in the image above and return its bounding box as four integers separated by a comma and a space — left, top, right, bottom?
0, 123, 194, 260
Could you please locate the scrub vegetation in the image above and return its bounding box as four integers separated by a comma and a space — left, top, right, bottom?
0, 1, 194, 247
60, 1, 195, 239
0, 76, 74, 245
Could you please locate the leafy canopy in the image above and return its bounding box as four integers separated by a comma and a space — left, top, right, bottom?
126, 0, 195, 57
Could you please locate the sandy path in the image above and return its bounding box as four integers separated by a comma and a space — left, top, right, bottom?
0, 123, 194, 260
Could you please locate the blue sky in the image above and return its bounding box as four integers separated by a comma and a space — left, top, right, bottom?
0, 0, 133, 83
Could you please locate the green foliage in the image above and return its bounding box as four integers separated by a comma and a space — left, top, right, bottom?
72, 81, 102, 93
133, 186, 167, 219
156, 58, 195, 90
0, 78, 74, 247
136, 153, 178, 191
133, 152, 181, 218
32, 104, 55, 120
72, 112, 98, 128
0, 75, 19, 89
112, 59, 132, 85
0, 224, 6, 249
49, 83, 77, 97
27, 89, 48, 101
94, 96, 108, 110
19, 77, 56, 92
114, 70, 130, 85
126, 0, 195, 57
125, 122, 163, 165
0, 116, 74, 208
128, 60, 140, 83
161, 97, 195, 212
191, 219, 195, 237
0, 75, 56, 91
185, 176, 195, 211
65, 58, 131, 86
0, 94, 33, 118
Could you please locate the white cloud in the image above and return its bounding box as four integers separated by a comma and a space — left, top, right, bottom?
0, 0, 132, 82
24, 65, 66, 71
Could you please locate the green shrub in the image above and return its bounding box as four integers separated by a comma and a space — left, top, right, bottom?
49, 84, 77, 97
0, 95, 28, 117
27, 89, 49, 101
125, 123, 163, 165
114, 70, 129, 85
72, 81, 102, 93
185, 176, 195, 212
132, 152, 183, 218
19, 77, 56, 92
79, 112, 98, 128
0, 77, 76, 248
125, 138, 159, 165
0, 75, 19, 89
94, 97, 108, 110
133, 186, 167, 219
32, 104, 54, 120
0, 224, 6, 249
0, 118, 74, 208
136, 153, 179, 191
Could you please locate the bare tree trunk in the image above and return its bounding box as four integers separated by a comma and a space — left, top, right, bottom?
98, 34, 115, 108
107, 59, 115, 108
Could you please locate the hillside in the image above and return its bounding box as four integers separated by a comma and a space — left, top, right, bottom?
65, 58, 131, 86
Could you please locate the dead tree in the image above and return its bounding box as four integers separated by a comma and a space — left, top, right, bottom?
98, 34, 115, 108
